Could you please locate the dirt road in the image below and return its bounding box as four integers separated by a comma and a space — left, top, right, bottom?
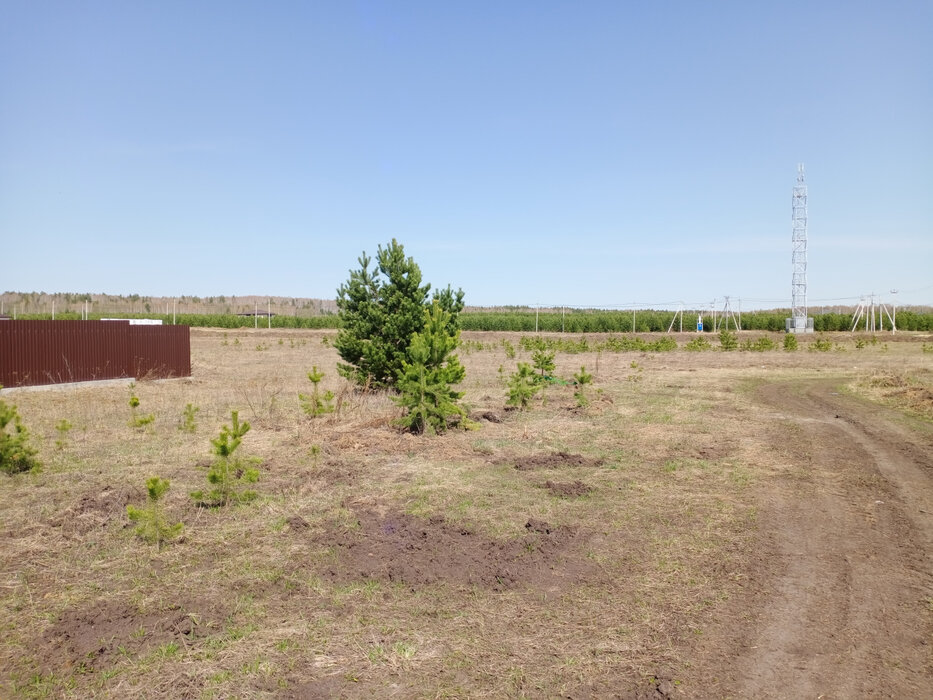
687, 378, 933, 698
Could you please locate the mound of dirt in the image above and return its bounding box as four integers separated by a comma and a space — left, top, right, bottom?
41, 598, 223, 672
541, 480, 593, 498
314, 510, 588, 591
47, 485, 139, 534
507, 451, 605, 471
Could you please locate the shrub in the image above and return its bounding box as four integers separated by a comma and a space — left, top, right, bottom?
299, 367, 335, 418
808, 337, 833, 352
0, 392, 40, 475
395, 301, 467, 434
741, 337, 777, 352
718, 329, 738, 351
54, 419, 73, 450
532, 349, 556, 381
573, 366, 594, 407
128, 387, 155, 428
127, 477, 183, 548
179, 403, 199, 433
191, 411, 260, 506
506, 363, 541, 410
783, 334, 798, 351
684, 336, 712, 352
335, 239, 464, 388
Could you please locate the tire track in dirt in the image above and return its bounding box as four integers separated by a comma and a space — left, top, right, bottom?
689, 378, 933, 699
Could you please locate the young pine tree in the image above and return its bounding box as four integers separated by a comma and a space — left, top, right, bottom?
0, 393, 40, 475
335, 239, 465, 388
395, 302, 467, 434
191, 411, 259, 506
506, 363, 541, 410
335, 240, 429, 387
127, 477, 183, 548
299, 367, 335, 417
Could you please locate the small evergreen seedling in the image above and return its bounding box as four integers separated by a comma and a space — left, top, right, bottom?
506, 363, 541, 410
532, 349, 556, 381
718, 329, 738, 351
54, 419, 73, 450
573, 366, 594, 407
783, 334, 798, 352
191, 410, 260, 506
179, 403, 199, 433
127, 476, 183, 548
0, 390, 40, 475
684, 336, 712, 352
128, 387, 155, 428
299, 367, 335, 418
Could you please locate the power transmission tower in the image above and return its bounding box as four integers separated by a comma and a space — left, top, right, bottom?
786, 164, 813, 332
717, 296, 741, 331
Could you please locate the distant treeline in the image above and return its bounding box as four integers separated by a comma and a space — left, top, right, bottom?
10, 309, 933, 332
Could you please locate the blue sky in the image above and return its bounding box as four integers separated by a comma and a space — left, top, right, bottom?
2, 1, 931, 309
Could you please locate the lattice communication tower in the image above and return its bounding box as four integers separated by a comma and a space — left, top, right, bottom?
786, 163, 813, 332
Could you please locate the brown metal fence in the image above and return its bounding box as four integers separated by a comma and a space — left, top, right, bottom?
0, 320, 190, 388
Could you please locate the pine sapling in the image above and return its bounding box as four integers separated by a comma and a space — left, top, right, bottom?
179, 403, 199, 433
128, 386, 155, 428
54, 419, 73, 450
127, 476, 183, 548
395, 301, 468, 434
573, 366, 594, 407
299, 367, 335, 417
506, 363, 541, 410
0, 391, 40, 475
532, 349, 556, 382
191, 410, 260, 506
718, 329, 738, 351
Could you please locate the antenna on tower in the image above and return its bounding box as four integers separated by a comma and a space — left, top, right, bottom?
786, 164, 814, 333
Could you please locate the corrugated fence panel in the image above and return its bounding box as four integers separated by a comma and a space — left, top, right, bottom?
129, 324, 190, 379
0, 321, 190, 387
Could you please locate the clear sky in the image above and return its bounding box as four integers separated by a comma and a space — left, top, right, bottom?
2, 1, 931, 309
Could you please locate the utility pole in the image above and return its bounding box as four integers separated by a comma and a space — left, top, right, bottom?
787, 164, 813, 332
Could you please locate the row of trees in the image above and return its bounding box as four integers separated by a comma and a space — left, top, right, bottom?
15, 308, 932, 332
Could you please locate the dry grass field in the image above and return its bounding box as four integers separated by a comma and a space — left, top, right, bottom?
2, 329, 932, 699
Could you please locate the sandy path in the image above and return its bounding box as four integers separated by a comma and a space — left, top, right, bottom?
688, 378, 933, 698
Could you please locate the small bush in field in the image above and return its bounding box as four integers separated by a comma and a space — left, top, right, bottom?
809, 337, 833, 352
0, 391, 40, 475
395, 302, 467, 434
127, 477, 183, 548
684, 336, 712, 352
191, 410, 259, 506
299, 367, 335, 418
718, 329, 738, 351
573, 366, 594, 407
532, 349, 556, 380
128, 387, 155, 428
179, 403, 199, 433
54, 419, 73, 450
507, 363, 540, 410
783, 334, 798, 351
741, 337, 777, 352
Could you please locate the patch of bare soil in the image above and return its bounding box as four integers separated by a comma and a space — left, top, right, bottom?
507, 451, 605, 471
46, 485, 139, 535
540, 479, 593, 498
41, 597, 224, 673
313, 509, 590, 591
684, 378, 933, 698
